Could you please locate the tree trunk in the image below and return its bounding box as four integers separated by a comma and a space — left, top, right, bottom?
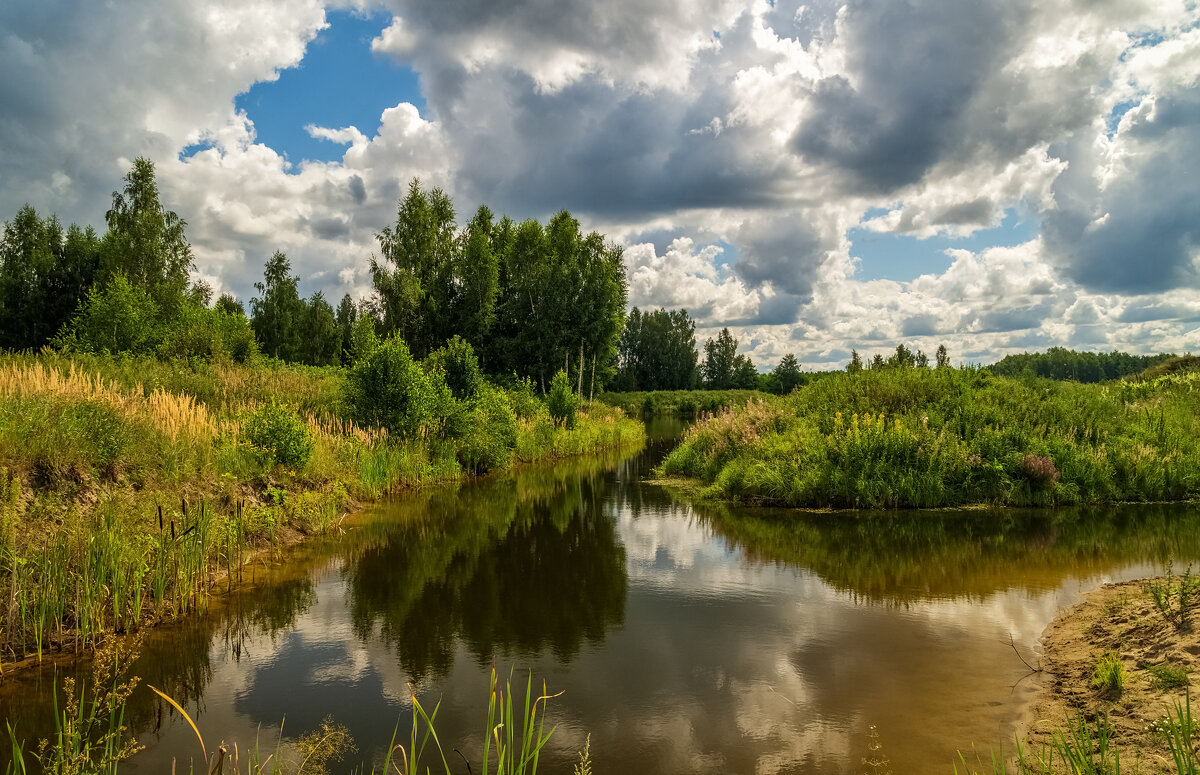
578, 342, 584, 396
589, 353, 597, 404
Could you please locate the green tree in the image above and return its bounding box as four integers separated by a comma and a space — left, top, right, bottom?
372, 179, 458, 356
426, 335, 483, 401
701, 328, 740, 389
935, 344, 950, 369
452, 205, 500, 354
615, 307, 698, 391
299, 292, 341, 366
0, 207, 99, 350
335, 294, 357, 363
250, 251, 305, 361
848, 350, 863, 374
349, 312, 381, 364
773, 353, 803, 394
100, 157, 193, 312
214, 293, 245, 317
731, 354, 759, 389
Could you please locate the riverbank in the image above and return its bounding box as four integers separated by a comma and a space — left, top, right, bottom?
1022, 573, 1200, 771
658, 364, 1200, 509
0, 352, 644, 673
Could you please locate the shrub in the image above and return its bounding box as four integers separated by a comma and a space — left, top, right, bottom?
348, 315, 380, 364
547, 369, 578, 429
507, 375, 541, 420
345, 335, 432, 439
244, 399, 313, 468
54, 273, 160, 356
456, 386, 518, 473
158, 304, 259, 364
1146, 662, 1189, 691
425, 336, 483, 401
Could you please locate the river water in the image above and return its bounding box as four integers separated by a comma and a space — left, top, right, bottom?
5, 416, 1200, 773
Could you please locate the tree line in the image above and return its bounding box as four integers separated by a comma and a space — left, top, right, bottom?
0, 161, 630, 395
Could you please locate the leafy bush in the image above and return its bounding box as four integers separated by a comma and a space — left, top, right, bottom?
456, 386, 518, 472
158, 304, 259, 364
54, 273, 160, 356
506, 375, 541, 420
345, 335, 432, 439
425, 336, 483, 400
244, 399, 313, 468
348, 314, 380, 364
547, 369, 578, 429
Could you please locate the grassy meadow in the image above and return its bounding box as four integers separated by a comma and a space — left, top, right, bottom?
658, 361, 1200, 509
0, 352, 643, 668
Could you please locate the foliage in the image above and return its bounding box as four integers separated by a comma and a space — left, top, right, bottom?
990, 346, 1174, 383
349, 311, 381, 364
250, 250, 305, 362
99, 157, 193, 311
613, 307, 698, 391
1146, 662, 1190, 691
244, 399, 314, 468
599, 389, 771, 417
456, 386, 519, 473
773, 353, 803, 394
0, 206, 100, 351
426, 335, 484, 401
157, 301, 259, 364
659, 364, 1200, 508
345, 335, 434, 439
547, 369, 579, 429
54, 273, 161, 356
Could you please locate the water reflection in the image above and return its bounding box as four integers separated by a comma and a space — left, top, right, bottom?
345, 457, 627, 678
4, 430, 1200, 775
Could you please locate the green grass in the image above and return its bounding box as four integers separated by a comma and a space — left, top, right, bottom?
1147, 663, 1190, 691
1091, 651, 1126, 696
0, 353, 643, 668
658, 364, 1200, 508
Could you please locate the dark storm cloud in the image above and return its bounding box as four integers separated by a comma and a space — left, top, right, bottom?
310, 216, 351, 240
348, 174, 366, 205
971, 301, 1053, 333
733, 217, 830, 300
790, 0, 1016, 194
901, 314, 939, 337
1117, 301, 1199, 324
1043, 95, 1200, 294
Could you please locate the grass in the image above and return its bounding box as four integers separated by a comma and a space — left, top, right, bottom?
657, 364, 1200, 508
1091, 651, 1126, 696
1144, 562, 1200, 630
1146, 663, 1190, 691
0, 352, 643, 670
5, 640, 564, 775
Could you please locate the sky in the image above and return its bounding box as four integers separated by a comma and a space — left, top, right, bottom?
1, 0, 1198, 370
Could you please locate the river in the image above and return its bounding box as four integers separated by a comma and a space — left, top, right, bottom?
4, 416, 1200, 773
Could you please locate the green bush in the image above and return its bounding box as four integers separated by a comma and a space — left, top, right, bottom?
54, 273, 160, 356
244, 399, 313, 468
345, 335, 433, 439
425, 336, 483, 400
547, 369, 579, 429
507, 375, 541, 420
456, 386, 518, 472
158, 304, 259, 364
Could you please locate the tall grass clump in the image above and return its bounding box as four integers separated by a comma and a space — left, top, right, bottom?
659, 363, 1200, 508
1091, 651, 1126, 696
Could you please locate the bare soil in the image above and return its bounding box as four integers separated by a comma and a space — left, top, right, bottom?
1025, 577, 1200, 770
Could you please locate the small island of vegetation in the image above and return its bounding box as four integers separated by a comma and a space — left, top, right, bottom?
658, 349, 1200, 509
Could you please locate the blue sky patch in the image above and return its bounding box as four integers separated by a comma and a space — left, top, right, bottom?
233, 10, 423, 168
849, 209, 1038, 282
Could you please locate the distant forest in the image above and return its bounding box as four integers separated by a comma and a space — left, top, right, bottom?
0, 158, 1177, 393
